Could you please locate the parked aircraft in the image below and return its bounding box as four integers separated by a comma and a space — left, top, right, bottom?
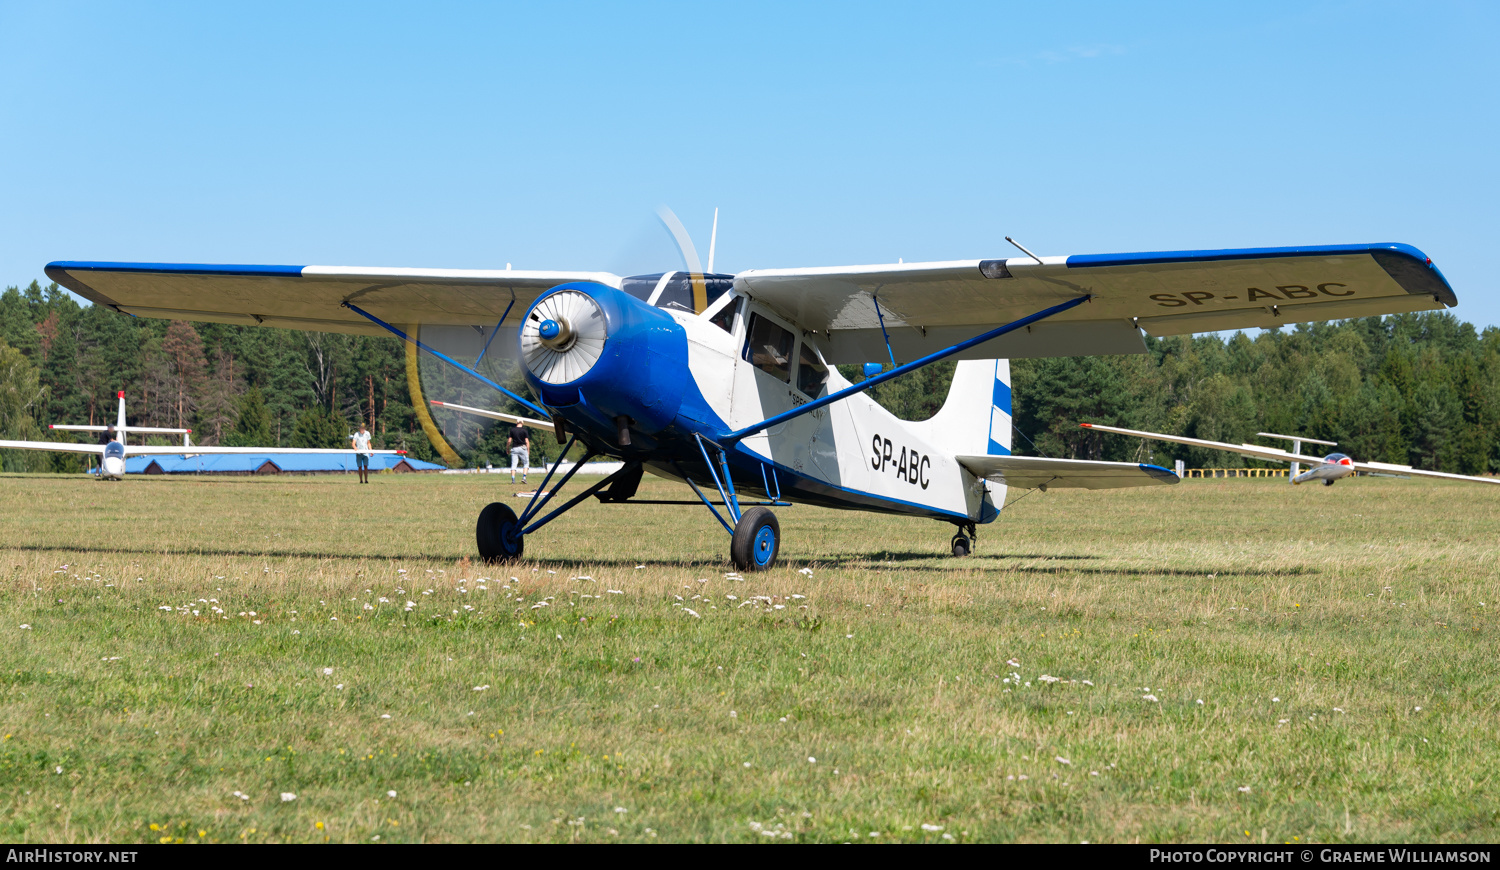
44, 234, 1458, 567
0, 392, 402, 480
1080, 423, 1499, 487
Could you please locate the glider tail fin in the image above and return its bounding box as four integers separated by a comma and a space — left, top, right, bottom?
920, 359, 1012, 458
116, 391, 126, 442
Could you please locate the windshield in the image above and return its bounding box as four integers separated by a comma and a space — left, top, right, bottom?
620, 272, 734, 314
104, 442, 125, 460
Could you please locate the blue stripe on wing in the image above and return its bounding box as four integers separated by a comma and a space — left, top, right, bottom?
1064, 242, 1429, 269
46, 261, 306, 277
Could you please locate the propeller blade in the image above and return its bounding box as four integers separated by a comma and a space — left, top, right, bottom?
656, 205, 704, 276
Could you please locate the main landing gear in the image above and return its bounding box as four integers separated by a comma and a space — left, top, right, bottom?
731, 507, 781, 571
476, 502, 524, 562
472, 432, 793, 571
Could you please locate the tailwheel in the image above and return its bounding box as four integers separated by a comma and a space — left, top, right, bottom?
477, 502, 524, 563
951, 534, 971, 557
731, 507, 780, 572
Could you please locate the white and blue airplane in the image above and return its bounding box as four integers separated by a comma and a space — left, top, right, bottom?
1080, 423, 1500, 487
0, 391, 402, 480
43, 234, 1458, 567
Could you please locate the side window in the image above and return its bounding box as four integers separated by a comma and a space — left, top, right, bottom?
709, 297, 741, 334
743, 313, 793, 383
796, 341, 830, 396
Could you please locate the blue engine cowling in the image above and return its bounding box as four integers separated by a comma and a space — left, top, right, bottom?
518, 282, 689, 441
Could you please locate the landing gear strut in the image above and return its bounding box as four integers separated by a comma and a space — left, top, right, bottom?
673, 435, 790, 572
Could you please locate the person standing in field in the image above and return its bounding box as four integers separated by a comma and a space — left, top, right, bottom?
507, 421, 530, 485
351, 422, 373, 484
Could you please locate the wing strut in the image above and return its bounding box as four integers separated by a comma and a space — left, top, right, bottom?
342, 301, 549, 419
721, 294, 1090, 444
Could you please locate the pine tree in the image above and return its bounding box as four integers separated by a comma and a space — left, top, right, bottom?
225, 386, 273, 447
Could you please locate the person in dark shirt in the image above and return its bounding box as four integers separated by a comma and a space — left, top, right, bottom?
507, 423, 530, 485
99, 425, 118, 445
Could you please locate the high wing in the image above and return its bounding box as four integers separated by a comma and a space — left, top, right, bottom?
1079, 423, 1327, 465
0, 440, 106, 455
429, 400, 559, 435
1081, 423, 1500, 486
956, 454, 1179, 490
737, 244, 1456, 363
45, 262, 622, 336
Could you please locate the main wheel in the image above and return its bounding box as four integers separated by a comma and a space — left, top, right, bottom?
476, 502, 524, 563
730, 507, 780, 571
951, 534, 971, 557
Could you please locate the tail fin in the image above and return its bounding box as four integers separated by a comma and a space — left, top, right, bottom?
116, 391, 126, 442
915, 360, 1012, 457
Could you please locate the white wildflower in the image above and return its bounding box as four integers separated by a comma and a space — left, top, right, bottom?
921, 823, 943, 832
281, 792, 296, 802
1142, 694, 1159, 702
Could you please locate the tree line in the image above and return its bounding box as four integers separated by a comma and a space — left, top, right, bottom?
843, 312, 1500, 474
4, 279, 1498, 475
0, 281, 568, 472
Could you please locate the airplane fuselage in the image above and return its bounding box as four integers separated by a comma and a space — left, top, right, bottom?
518, 281, 1002, 525
98, 441, 126, 480
1292, 453, 1355, 485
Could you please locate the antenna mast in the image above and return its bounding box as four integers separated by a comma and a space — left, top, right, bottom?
706, 208, 719, 274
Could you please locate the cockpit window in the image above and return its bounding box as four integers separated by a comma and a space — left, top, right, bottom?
797, 340, 830, 396
744, 313, 794, 383
709, 297, 741, 334
104, 442, 125, 460
620, 272, 735, 314
1325, 453, 1350, 463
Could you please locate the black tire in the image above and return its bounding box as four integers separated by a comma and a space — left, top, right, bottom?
951, 534, 971, 557
730, 507, 780, 572
476, 501, 524, 563
1323, 480, 1335, 487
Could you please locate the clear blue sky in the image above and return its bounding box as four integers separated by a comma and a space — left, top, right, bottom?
3, 1, 1496, 328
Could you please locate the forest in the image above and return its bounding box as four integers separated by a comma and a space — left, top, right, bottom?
3, 279, 1498, 475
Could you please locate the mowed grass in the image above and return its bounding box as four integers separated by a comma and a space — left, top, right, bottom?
0, 469, 1496, 843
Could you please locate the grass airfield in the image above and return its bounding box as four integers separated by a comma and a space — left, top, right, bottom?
0, 469, 1496, 844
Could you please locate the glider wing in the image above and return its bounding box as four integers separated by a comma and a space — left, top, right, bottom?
1353, 460, 1500, 486
428, 400, 558, 435
737, 244, 1455, 363
45, 262, 622, 336
123, 446, 403, 455
0, 440, 106, 455
956, 454, 1179, 490
1079, 423, 1328, 466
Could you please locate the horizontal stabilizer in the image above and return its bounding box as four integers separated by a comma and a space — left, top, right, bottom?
51, 424, 190, 434
956, 454, 1179, 490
